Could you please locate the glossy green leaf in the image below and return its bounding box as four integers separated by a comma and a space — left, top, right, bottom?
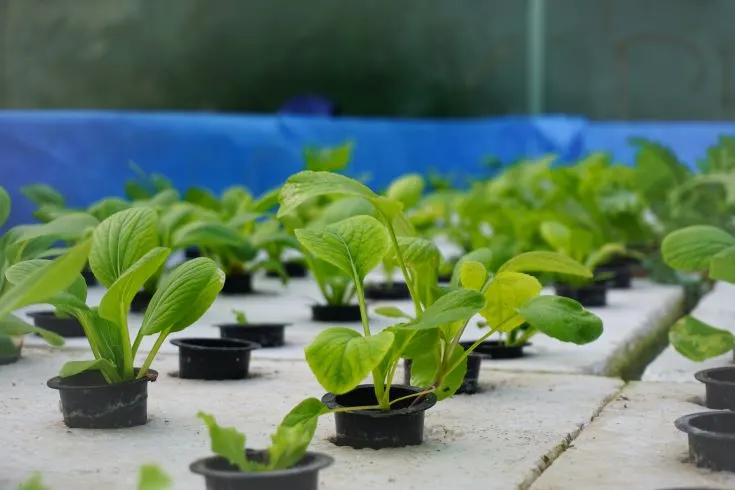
141, 258, 225, 335
374, 306, 413, 319
669, 316, 735, 362
137, 464, 172, 490
0, 314, 64, 346
21, 184, 65, 208
318, 197, 375, 225
481, 272, 542, 332
459, 261, 487, 290
498, 251, 592, 278
90, 208, 159, 288
295, 215, 390, 282
305, 327, 394, 394
0, 186, 11, 229
87, 197, 131, 221
409, 352, 440, 389
407, 289, 485, 330
450, 248, 494, 286
197, 412, 253, 473
5, 259, 87, 303
394, 236, 441, 267
171, 222, 244, 250
518, 296, 603, 344
710, 246, 735, 284
268, 398, 326, 470
59, 358, 119, 379
386, 174, 425, 209
662, 225, 735, 271
10, 213, 98, 249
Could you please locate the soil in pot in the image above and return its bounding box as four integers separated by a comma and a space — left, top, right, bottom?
266, 261, 308, 279
221, 273, 254, 295
675, 411, 735, 472
130, 291, 154, 313
27, 311, 85, 338
170, 338, 259, 380
0, 335, 22, 365
311, 304, 362, 323
595, 263, 633, 289
695, 367, 735, 410
217, 323, 290, 348
190, 449, 333, 490
460, 340, 529, 359
364, 281, 410, 300
81, 266, 97, 286
403, 354, 482, 394
322, 384, 437, 449
554, 282, 608, 307
46, 368, 158, 429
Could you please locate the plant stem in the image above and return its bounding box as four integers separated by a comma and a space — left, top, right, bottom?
355, 278, 389, 410
388, 388, 435, 407
119, 313, 134, 380
384, 216, 422, 316
136, 330, 169, 379
506, 326, 537, 347
329, 404, 383, 414
442, 325, 501, 379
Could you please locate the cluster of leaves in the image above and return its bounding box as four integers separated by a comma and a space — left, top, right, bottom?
18, 465, 171, 490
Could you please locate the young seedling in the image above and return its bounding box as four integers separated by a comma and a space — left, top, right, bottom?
231, 309, 248, 325
17, 464, 172, 490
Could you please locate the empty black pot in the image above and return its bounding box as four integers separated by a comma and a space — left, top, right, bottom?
322, 384, 436, 449
170, 338, 259, 380
130, 291, 154, 313
675, 411, 735, 472
47, 369, 157, 428
311, 304, 362, 323
217, 323, 290, 348
27, 311, 85, 338
595, 263, 633, 289
403, 354, 482, 394
190, 449, 333, 490
266, 261, 308, 279
460, 340, 529, 359
221, 273, 254, 295
364, 281, 411, 300
695, 367, 735, 410
554, 282, 608, 307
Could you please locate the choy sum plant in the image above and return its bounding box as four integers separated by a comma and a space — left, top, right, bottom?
661, 225, 735, 360
231, 309, 248, 324
17, 464, 171, 490
7, 207, 225, 383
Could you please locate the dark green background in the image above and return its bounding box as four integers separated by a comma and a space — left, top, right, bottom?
0, 0, 732, 119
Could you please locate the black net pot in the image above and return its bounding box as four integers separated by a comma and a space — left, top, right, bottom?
595, 263, 633, 289
221, 273, 254, 295
311, 304, 362, 323
170, 338, 260, 380
364, 281, 411, 300
266, 261, 308, 279
322, 384, 437, 449
27, 311, 85, 338
554, 282, 608, 307
217, 323, 291, 348
190, 449, 333, 490
695, 367, 735, 410
459, 340, 529, 360
675, 411, 735, 472
46, 369, 158, 429
403, 354, 482, 395
130, 291, 154, 313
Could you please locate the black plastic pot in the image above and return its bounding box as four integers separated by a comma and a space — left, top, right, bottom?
130, 291, 154, 313
27, 311, 85, 338
554, 282, 608, 307
364, 281, 411, 300
460, 340, 529, 359
190, 449, 333, 490
595, 264, 632, 289
81, 266, 97, 286
675, 411, 735, 472
221, 273, 254, 295
0, 336, 22, 365
46, 368, 157, 428
185, 247, 201, 259
217, 323, 290, 348
266, 261, 308, 279
311, 304, 362, 323
437, 273, 452, 283
695, 367, 735, 410
322, 384, 436, 449
403, 354, 482, 394
170, 338, 259, 380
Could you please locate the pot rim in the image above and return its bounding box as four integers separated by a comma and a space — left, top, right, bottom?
322, 384, 437, 417
189, 450, 334, 480
459, 340, 531, 349
47, 368, 158, 391
694, 366, 735, 387
674, 411, 735, 441
311, 303, 361, 309
554, 281, 609, 290
215, 323, 292, 329
171, 337, 261, 351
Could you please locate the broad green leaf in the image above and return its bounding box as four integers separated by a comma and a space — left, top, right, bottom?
59, 358, 119, 379
295, 215, 390, 282
171, 222, 245, 250
374, 306, 413, 319
518, 296, 603, 344
304, 327, 394, 394
395, 236, 441, 267
434, 345, 467, 401
459, 261, 487, 290
90, 207, 159, 288
318, 197, 375, 225
251, 187, 281, 213
5, 259, 87, 303
303, 141, 353, 172
184, 187, 221, 211
280, 397, 329, 427
9, 213, 98, 251
87, 197, 131, 221
142, 258, 225, 335
662, 225, 735, 272
710, 245, 735, 284
268, 398, 326, 470
386, 174, 425, 209
21, 184, 65, 207
0, 314, 64, 346
481, 272, 542, 332
0, 186, 10, 229
540, 221, 572, 255
197, 412, 251, 473
498, 251, 592, 278
409, 353, 440, 389
278, 171, 403, 220
586, 243, 628, 270
402, 328, 441, 360
137, 464, 172, 490
17, 473, 48, 490
406, 289, 485, 330
98, 247, 170, 329
0, 239, 91, 319
669, 316, 735, 362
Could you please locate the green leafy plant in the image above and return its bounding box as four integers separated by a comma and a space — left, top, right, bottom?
17, 465, 171, 490
7, 207, 225, 383
661, 225, 735, 360
231, 309, 248, 324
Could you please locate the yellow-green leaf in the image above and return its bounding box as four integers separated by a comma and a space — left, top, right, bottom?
459, 261, 487, 290
481, 272, 542, 332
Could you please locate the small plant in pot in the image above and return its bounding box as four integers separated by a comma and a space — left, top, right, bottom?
26, 207, 225, 429
191, 401, 333, 490
216, 308, 291, 348
278, 171, 604, 449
